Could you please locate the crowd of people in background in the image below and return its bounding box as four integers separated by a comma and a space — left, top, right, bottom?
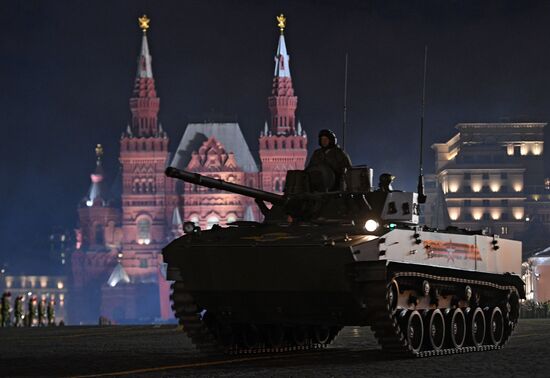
520, 300, 550, 319
1, 292, 58, 327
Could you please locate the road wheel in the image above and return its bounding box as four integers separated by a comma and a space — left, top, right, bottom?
266, 325, 285, 348
242, 325, 261, 349
217, 323, 234, 347
424, 309, 445, 351
446, 308, 466, 349
404, 310, 424, 353
466, 307, 486, 347
486, 307, 504, 346
386, 280, 399, 312
313, 325, 331, 344
292, 326, 309, 347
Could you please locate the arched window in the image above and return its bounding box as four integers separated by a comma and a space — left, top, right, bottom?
274, 141, 278, 149
290, 140, 295, 148
207, 215, 219, 230
226, 214, 237, 224
95, 224, 104, 245
275, 180, 280, 192
137, 218, 151, 245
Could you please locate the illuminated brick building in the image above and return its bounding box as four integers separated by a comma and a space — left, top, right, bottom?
426, 122, 550, 255
71, 15, 307, 323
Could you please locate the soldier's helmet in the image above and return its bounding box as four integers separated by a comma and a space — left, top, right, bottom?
318, 129, 337, 147
379, 173, 395, 191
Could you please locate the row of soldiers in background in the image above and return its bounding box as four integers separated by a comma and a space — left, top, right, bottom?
1, 292, 56, 327
520, 300, 550, 319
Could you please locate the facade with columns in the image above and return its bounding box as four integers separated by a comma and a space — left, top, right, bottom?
71, 16, 308, 323
425, 122, 550, 258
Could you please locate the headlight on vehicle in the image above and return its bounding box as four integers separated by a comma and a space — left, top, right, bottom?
364, 219, 379, 232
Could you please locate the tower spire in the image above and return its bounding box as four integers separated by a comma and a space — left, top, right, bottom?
273, 14, 291, 79
129, 15, 159, 137
85, 144, 105, 207
268, 14, 297, 135
136, 15, 153, 79
259, 14, 308, 194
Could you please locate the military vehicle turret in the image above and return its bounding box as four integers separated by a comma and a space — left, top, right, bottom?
163, 165, 524, 357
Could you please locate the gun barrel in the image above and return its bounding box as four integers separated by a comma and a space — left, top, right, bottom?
165, 167, 285, 205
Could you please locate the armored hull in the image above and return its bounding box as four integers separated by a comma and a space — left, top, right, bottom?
164, 221, 524, 356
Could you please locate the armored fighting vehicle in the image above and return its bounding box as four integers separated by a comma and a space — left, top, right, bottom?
163, 164, 524, 357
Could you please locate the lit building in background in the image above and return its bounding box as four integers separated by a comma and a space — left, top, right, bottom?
523, 248, 550, 302
426, 123, 550, 257
70, 15, 307, 324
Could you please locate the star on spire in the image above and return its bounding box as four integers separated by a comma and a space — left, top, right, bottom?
95, 144, 104, 164
138, 15, 150, 33
277, 14, 286, 34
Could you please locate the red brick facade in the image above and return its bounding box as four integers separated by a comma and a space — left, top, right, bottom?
71, 22, 307, 324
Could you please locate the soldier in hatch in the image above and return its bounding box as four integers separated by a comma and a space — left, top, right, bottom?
307, 129, 352, 176
306, 129, 352, 190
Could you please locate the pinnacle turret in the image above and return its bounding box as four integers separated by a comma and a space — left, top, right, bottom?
84, 144, 106, 207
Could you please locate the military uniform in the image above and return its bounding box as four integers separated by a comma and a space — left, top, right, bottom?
1, 292, 11, 327
306, 129, 352, 190
47, 300, 56, 326
38, 299, 46, 327
308, 146, 352, 175
14, 296, 24, 327
27, 296, 37, 327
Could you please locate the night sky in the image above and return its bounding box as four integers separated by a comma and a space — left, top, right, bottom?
3, 0, 550, 270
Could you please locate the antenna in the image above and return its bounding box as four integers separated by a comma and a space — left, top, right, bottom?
417, 46, 428, 204
342, 52, 349, 149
